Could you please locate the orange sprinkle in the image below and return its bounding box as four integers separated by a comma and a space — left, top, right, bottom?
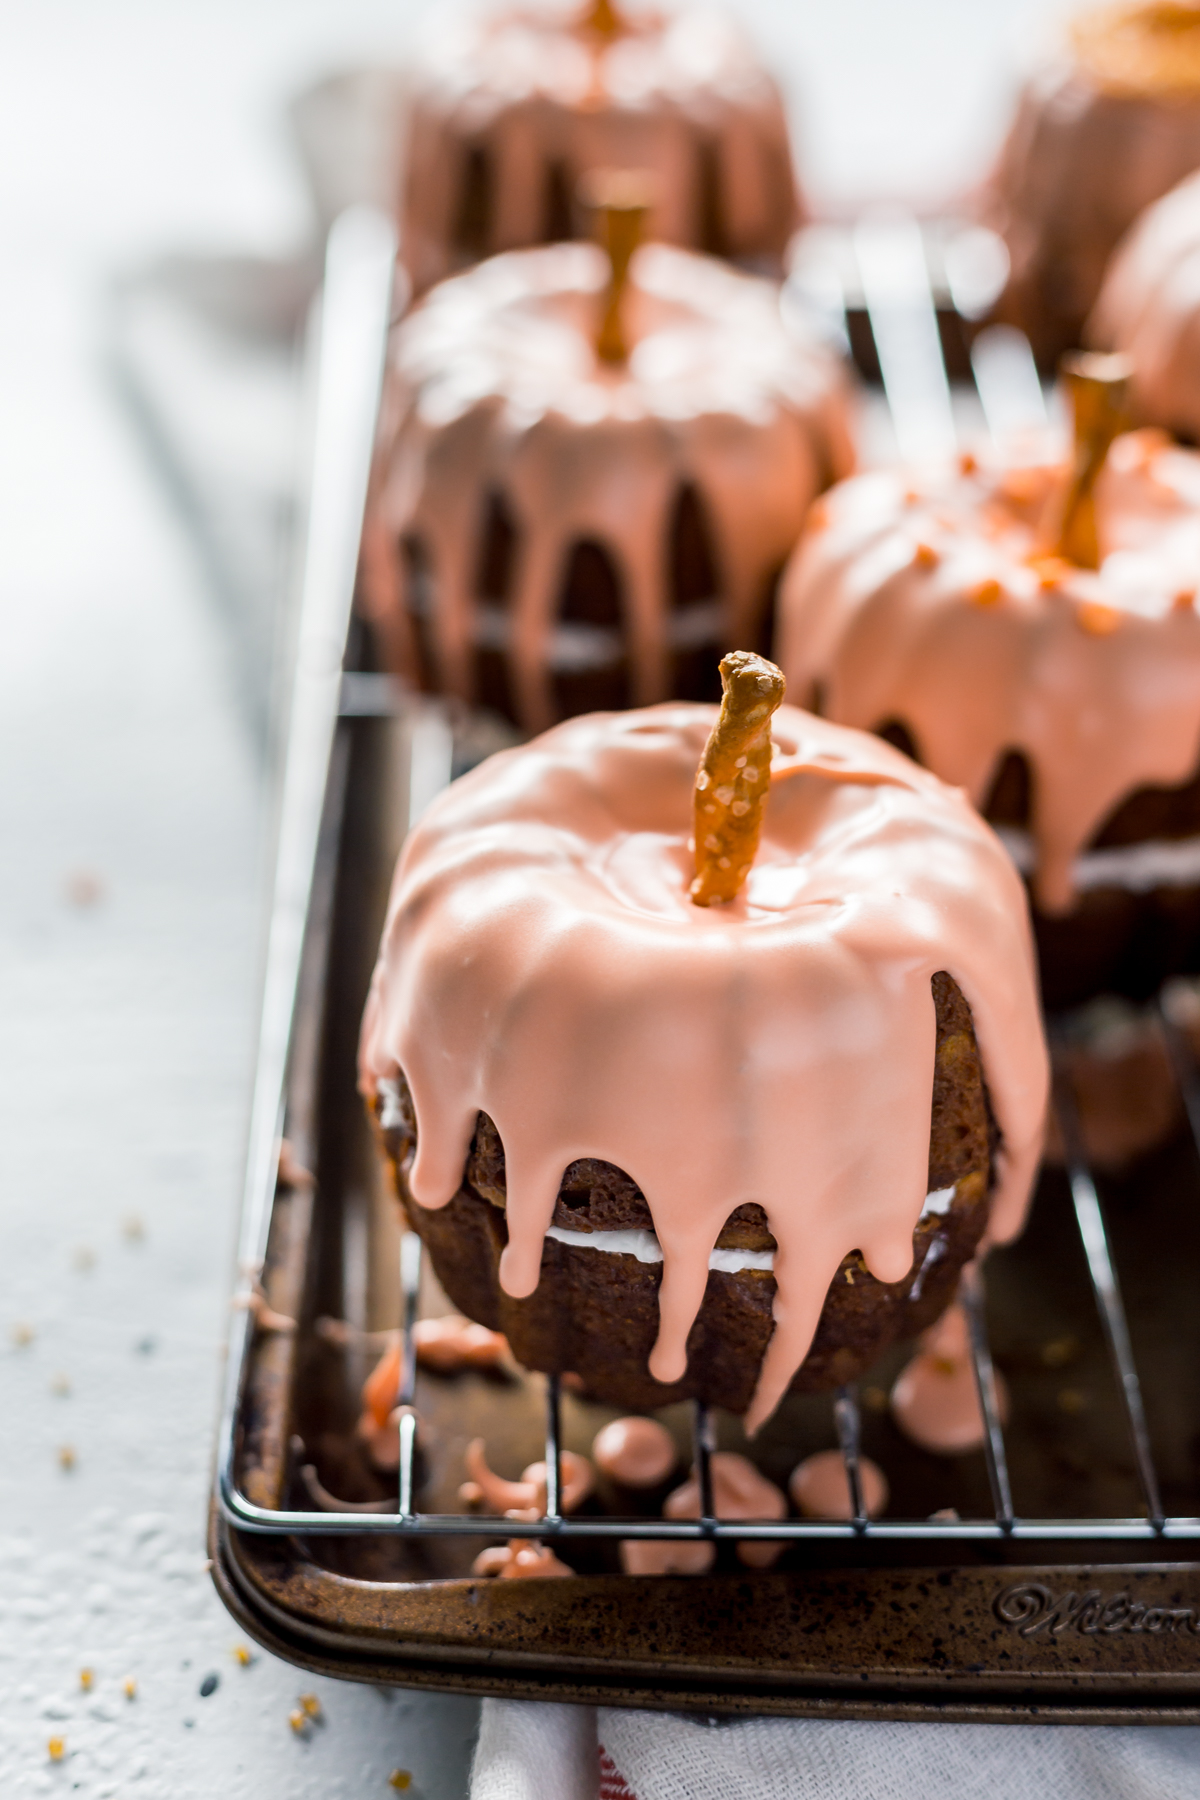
123, 1678, 137, 1700
233, 1645, 252, 1666
1077, 600, 1121, 636
300, 1694, 322, 1719
79, 1669, 93, 1692
970, 578, 1003, 608
1027, 555, 1072, 591
913, 542, 939, 569
389, 1773, 413, 1792
288, 1708, 307, 1735
57, 1445, 76, 1472
959, 450, 978, 475
47, 1738, 65, 1762
1174, 588, 1196, 613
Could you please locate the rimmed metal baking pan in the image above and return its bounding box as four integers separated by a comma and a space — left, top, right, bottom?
210, 206, 1200, 1720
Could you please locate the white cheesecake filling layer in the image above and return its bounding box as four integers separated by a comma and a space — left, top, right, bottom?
545, 1185, 956, 1275
997, 827, 1200, 895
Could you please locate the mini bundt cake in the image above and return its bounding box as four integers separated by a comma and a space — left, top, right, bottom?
779, 356, 1200, 1010
1089, 165, 1200, 439
399, 0, 802, 295
359, 655, 1047, 1431
987, 1, 1200, 366
360, 229, 854, 733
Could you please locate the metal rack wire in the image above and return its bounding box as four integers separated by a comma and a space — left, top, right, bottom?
218, 1009, 1200, 1550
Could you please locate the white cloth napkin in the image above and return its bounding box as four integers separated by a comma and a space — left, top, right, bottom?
471, 1698, 1200, 1800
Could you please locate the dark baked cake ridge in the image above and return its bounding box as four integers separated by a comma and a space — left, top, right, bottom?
370, 970, 996, 1409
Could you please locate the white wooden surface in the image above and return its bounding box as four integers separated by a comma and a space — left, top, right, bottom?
0, 2, 1082, 1795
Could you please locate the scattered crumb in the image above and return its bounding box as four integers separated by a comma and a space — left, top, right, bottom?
288, 1708, 308, 1736
389, 1773, 412, 1792
299, 1694, 322, 1719
1057, 1388, 1088, 1415
57, 1445, 76, 1472
79, 1669, 93, 1692
471, 1545, 513, 1578
64, 869, 104, 907
135, 1336, 157, 1356
233, 1283, 296, 1335
970, 577, 1003, 608
929, 1507, 960, 1522
233, 1645, 253, 1667
11, 1321, 34, 1348
1077, 599, 1120, 636
862, 1386, 889, 1413
1040, 1336, 1079, 1369
47, 1736, 65, 1761
121, 1213, 145, 1242
50, 1374, 70, 1398
844, 1267, 855, 1285
71, 1247, 96, 1273
123, 1679, 137, 1701
199, 1673, 219, 1698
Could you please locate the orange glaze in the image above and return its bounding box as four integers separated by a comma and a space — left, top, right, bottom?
890, 1301, 1010, 1455
459, 1438, 594, 1513
788, 1448, 888, 1520
361, 703, 1047, 1434
663, 1451, 787, 1569
593, 1416, 677, 1487
360, 1318, 508, 1433
472, 1540, 574, 1579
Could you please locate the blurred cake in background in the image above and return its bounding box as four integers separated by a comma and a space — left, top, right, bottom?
778, 355, 1200, 1012
1089, 165, 1200, 439
360, 191, 853, 733
987, 1, 1200, 367
399, 0, 802, 295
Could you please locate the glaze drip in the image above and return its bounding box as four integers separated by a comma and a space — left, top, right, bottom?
360, 704, 1047, 1432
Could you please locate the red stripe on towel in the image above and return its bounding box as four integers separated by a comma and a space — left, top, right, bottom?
598, 1744, 638, 1800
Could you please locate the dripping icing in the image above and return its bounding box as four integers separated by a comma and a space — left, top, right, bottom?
360, 703, 1047, 1432
779, 435, 1200, 913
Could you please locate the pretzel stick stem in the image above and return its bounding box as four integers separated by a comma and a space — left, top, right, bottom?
579, 0, 624, 35
691, 652, 786, 907
1045, 350, 1132, 570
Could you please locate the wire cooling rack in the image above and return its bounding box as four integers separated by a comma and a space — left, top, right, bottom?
216, 204, 1200, 1564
